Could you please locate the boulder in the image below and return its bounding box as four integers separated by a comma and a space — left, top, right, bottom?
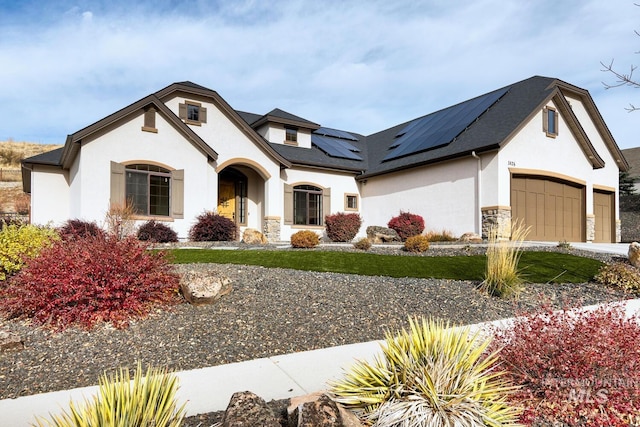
0, 330, 24, 352
366, 226, 400, 244
242, 228, 268, 245
458, 232, 482, 243
288, 393, 363, 427
222, 391, 281, 427
629, 242, 640, 268
180, 270, 232, 305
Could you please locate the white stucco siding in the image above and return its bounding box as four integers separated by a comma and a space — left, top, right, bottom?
75, 111, 216, 238
281, 167, 361, 240
30, 165, 70, 226
361, 158, 478, 237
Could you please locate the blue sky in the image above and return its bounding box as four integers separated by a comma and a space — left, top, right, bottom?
1, 0, 638, 149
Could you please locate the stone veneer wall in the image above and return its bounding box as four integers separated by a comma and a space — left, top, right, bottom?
481, 207, 511, 240
263, 216, 281, 242
586, 215, 595, 243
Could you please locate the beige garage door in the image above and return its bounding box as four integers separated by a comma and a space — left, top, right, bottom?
593, 191, 614, 243
511, 176, 585, 242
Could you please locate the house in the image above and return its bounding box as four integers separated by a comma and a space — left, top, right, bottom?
622, 146, 640, 194
22, 76, 629, 243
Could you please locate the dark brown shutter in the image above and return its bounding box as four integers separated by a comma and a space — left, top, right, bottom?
110, 161, 125, 207
171, 169, 184, 219
144, 107, 156, 129
284, 184, 293, 225
179, 103, 187, 120
199, 107, 207, 123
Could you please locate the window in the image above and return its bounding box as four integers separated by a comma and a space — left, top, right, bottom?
345, 193, 358, 211
125, 164, 171, 216
285, 126, 298, 144
293, 185, 323, 225
179, 101, 207, 125
543, 106, 558, 137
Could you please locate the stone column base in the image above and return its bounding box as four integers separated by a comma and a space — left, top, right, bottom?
263, 216, 281, 242
481, 206, 512, 240
616, 219, 622, 243
586, 215, 595, 243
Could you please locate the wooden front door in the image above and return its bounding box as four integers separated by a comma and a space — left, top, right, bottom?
218, 180, 236, 221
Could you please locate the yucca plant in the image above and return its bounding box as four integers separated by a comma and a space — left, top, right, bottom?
33, 363, 186, 427
330, 317, 522, 427
480, 220, 530, 298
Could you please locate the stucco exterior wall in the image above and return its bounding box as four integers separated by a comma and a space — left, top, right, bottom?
30, 165, 70, 226
361, 157, 478, 237
281, 167, 361, 241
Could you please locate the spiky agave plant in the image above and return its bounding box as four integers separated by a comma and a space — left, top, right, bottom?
481, 219, 530, 298
33, 362, 186, 427
330, 317, 522, 427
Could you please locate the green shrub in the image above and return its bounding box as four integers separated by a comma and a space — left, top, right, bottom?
404, 235, 430, 253
387, 211, 425, 241
0, 224, 58, 280
331, 317, 520, 426
595, 261, 640, 292
189, 211, 237, 242
325, 212, 362, 242
353, 237, 372, 251
480, 220, 529, 298
34, 363, 186, 427
290, 230, 320, 248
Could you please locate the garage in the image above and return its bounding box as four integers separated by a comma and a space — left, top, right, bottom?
511, 175, 585, 242
593, 190, 614, 243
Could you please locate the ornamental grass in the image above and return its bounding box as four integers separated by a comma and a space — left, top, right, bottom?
330, 317, 521, 427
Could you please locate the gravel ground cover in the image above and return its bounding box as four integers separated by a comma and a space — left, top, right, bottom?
0, 245, 631, 421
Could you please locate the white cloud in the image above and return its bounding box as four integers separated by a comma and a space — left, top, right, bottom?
0, 0, 637, 148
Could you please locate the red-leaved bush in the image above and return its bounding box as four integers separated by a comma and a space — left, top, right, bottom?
387, 211, 425, 241
488, 303, 640, 426
324, 212, 362, 242
189, 212, 237, 242
137, 220, 178, 243
0, 235, 181, 330
58, 219, 105, 241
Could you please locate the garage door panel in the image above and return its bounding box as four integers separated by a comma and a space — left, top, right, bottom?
594, 191, 613, 243
511, 176, 584, 242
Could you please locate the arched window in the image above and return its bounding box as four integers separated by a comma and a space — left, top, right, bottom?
294, 185, 323, 225
126, 164, 171, 216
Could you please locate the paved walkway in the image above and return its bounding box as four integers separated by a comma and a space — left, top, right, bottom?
0, 242, 634, 426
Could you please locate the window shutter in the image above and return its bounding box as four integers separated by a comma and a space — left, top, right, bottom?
178, 103, 187, 120
553, 110, 559, 135
171, 169, 184, 219
144, 107, 156, 129
284, 184, 293, 225
110, 161, 125, 207
543, 108, 549, 133
200, 107, 207, 123
323, 187, 331, 224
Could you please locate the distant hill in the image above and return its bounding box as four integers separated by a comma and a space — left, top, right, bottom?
0, 140, 62, 168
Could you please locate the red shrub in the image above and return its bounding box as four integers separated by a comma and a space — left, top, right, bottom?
137, 220, 178, 243
189, 212, 237, 242
0, 235, 180, 330
387, 211, 425, 241
58, 219, 105, 241
324, 212, 362, 242
488, 303, 640, 426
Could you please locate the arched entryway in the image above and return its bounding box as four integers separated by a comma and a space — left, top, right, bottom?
217, 168, 248, 226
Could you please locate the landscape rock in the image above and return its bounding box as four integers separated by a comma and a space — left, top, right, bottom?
222, 391, 281, 427
289, 393, 363, 427
0, 330, 24, 352
459, 232, 482, 243
179, 270, 232, 305
242, 228, 268, 245
629, 242, 640, 268
366, 226, 400, 244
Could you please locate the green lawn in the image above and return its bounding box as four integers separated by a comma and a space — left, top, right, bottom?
166, 249, 602, 284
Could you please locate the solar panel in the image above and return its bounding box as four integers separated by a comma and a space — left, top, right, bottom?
384, 87, 509, 161
315, 127, 358, 141
311, 135, 363, 160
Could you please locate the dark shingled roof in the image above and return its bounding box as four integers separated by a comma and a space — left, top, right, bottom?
22, 147, 64, 165
623, 147, 640, 178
